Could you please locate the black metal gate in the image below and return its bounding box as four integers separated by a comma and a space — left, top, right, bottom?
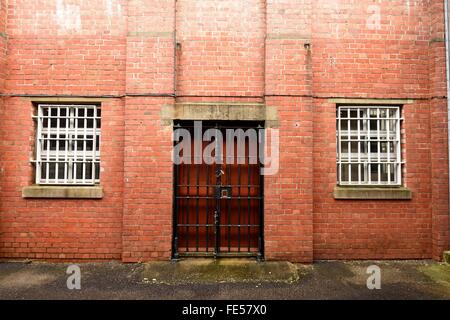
172, 121, 264, 259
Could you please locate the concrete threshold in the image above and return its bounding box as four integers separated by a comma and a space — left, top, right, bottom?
142, 259, 302, 285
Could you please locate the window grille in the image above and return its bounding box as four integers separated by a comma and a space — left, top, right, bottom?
336, 106, 403, 186
34, 104, 101, 185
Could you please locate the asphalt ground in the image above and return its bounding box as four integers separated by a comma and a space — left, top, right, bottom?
0, 259, 449, 300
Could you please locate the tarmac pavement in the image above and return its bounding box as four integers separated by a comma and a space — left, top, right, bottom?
0, 259, 449, 300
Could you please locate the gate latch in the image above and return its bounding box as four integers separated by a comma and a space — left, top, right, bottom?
217, 186, 232, 199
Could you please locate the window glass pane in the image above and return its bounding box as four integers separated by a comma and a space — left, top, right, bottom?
86, 135, 94, 151
341, 164, 349, 182
59, 108, 67, 128
77, 117, 85, 129
341, 142, 349, 154
380, 164, 389, 182
369, 120, 377, 132
370, 142, 378, 154
96, 136, 100, 151
370, 164, 379, 182
41, 163, 47, 180
350, 142, 358, 154
360, 142, 367, 154
58, 163, 66, 180
95, 163, 100, 180
389, 109, 397, 118
350, 164, 360, 183
48, 162, 56, 180
50, 135, 57, 151
391, 164, 396, 183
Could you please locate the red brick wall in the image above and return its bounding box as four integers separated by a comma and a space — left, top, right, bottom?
0, 0, 448, 262
0, 0, 7, 163
264, 97, 314, 262
126, 0, 175, 94
176, 0, 265, 97
0, 0, 126, 260
121, 0, 175, 262
4, 0, 127, 95
0, 0, 6, 92
311, 1, 446, 260
122, 97, 173, 262
311, 0, 430, 98
264, 1, 313, 262
313, 99, 433, 259
0, 97, 124, 260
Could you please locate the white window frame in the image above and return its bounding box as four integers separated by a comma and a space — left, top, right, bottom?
336, 105, 403, 186
33, 104, 101, 185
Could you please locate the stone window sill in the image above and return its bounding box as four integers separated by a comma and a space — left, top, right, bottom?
22, 185, 104, 199
333, 186, 412, 200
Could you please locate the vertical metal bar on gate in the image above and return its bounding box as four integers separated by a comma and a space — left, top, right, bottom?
172, 121, 265, 259
214, 123, 221, 257
258, 124, 264, 261
172, 122, 180, 260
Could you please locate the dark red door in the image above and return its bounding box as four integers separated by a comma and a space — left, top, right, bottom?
173, 121, 264, 259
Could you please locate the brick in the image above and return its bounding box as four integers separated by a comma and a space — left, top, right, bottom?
0, 0, 448, 263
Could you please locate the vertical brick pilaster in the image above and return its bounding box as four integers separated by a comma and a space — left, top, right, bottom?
264, 97, 314, 262
430, 0, 450, 260
0, 0, 6, 91
0, 0, 7, 171
264, 0, 314, 262
122, 0, 176, 262
126, 0, 175, 94
122, 97, 174, 262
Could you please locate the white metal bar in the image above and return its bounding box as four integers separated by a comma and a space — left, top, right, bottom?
396, 108, 402, 184
45, 108, 51, 183
36, 106, 43, 183
82, 106, 87, 182
357, 108, 361, 184
377, 108, 381, 185
92, 105, 98, 184
74, 107, 79, 183
64, 107, 68, 184
68, 107, 75, 183
55, 107, 60, 183
348, 112, 351, 183
367, 109, 372, 185
387, 112, 391, 184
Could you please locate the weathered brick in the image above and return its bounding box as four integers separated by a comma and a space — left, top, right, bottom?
0, 0, 448, 263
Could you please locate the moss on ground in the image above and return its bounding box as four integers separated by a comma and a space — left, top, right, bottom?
142, 259, 302, 285
419, 263, 450, 297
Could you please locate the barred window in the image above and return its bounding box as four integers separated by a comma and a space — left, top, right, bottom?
34, 104, 101, 185
336, 106, 403, 186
